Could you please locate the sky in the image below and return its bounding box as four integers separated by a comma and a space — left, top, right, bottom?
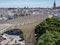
0, 0, 60, 8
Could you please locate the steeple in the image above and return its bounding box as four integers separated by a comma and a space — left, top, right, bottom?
53, 0, 56, 9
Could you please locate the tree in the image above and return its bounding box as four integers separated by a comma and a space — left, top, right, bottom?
35, 17, 60, 39
37, 30, 60, 45
35, 17, 60, 45
19, 34, 24, 39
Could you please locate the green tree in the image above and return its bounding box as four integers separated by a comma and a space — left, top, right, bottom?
37, 30, 60, 45
19, 34, 24, 39
35, 17, 60, 45
35, 17, 60, 38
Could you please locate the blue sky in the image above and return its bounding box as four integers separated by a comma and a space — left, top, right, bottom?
0, 0, 60, 8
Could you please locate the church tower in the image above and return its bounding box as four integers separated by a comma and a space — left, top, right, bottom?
53, 0, 56, 9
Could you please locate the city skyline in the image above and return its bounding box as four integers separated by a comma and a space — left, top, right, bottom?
0, 0, 60, 8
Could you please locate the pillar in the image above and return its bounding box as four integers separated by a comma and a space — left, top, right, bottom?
24, 29, 36, 45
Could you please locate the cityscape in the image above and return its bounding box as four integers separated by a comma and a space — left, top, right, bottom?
0, 0, 60, 45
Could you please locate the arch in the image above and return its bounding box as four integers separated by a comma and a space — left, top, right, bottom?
2, 28, 25, 45
2, 28, 25, 38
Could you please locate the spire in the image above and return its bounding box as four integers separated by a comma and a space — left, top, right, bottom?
53, 0, 56, 9
54, 0, 56, 5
